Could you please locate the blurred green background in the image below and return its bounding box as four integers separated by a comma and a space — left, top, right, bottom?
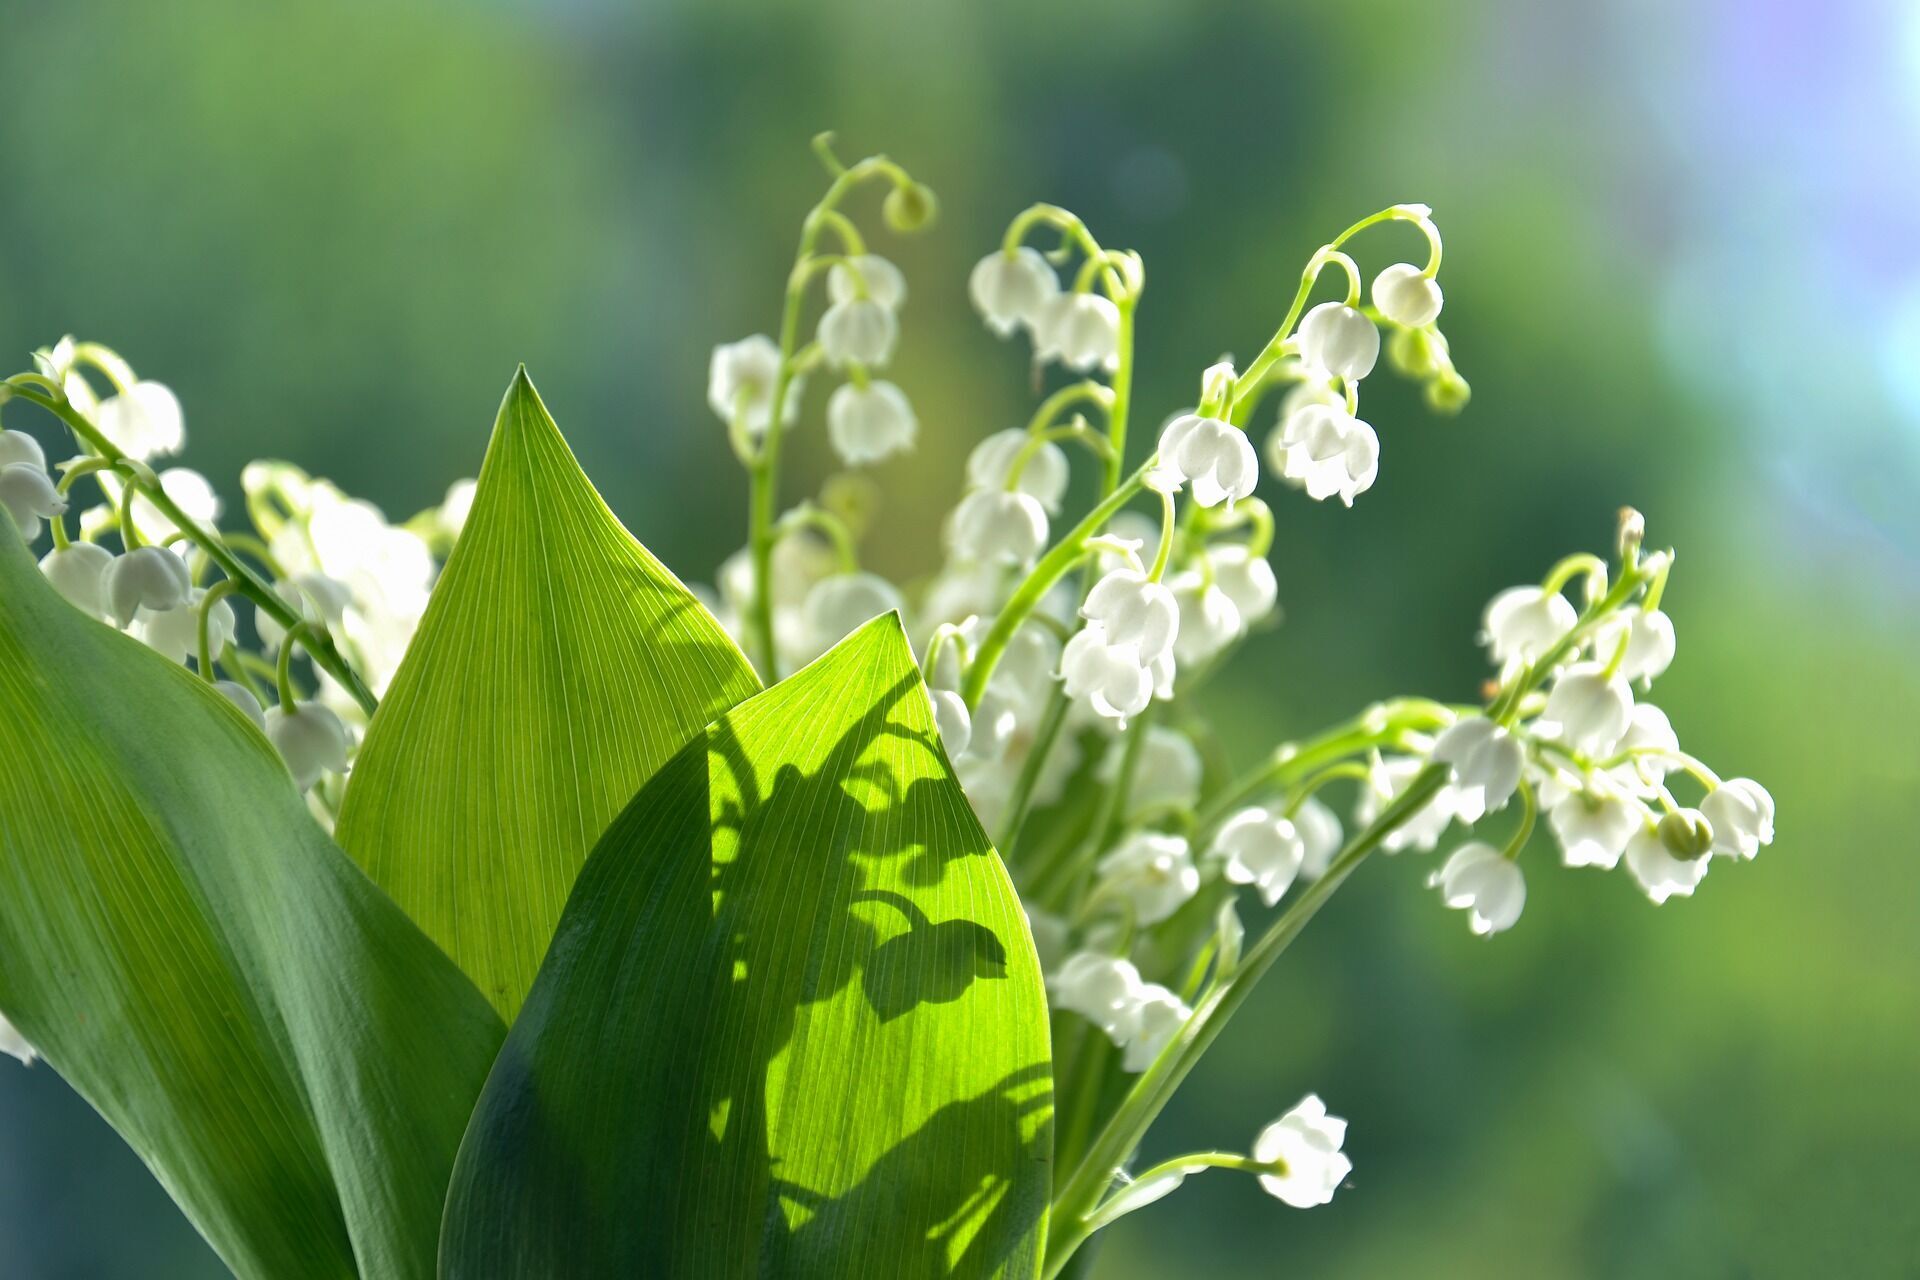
2, 0, 1916, 1275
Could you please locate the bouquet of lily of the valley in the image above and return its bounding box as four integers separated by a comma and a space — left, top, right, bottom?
0, 137, 1774, 1278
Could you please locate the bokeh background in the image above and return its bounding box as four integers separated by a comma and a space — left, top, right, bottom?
2, 0, 1917, 1275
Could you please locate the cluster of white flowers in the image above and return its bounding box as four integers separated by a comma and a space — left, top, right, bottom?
1351, 520, 1776, 935
2, 340, 470, 824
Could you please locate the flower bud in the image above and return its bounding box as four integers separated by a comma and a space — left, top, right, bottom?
883, 181, 939, 233
1657, 808, 1715, 859
39, 542, 115, 618
102, 545, 191, 628
265, 702, 350, 792
1370, 262, 1444, 328
1297, 302, 1380, 381
1424, 371, 1471, 414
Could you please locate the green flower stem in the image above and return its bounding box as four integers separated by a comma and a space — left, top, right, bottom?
959, 463, 1154, 711
1042, 764, 1449, 1279
195, 580, 242, 680
1230, 204, 1438, 407
275, 621, 323, 714
774, 504, 859, 572
7, 385, 378, 716
745, 153, 909, 679
1489, 557, 1652, 725
49, 457, 121, 550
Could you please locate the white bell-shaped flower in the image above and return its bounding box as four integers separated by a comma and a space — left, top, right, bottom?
0, 429, 47, 469
926, 687, 972, 757
137, 588, 236, 664
969, 246, 1059, 336
1102, 726, 1203, 818
1048, 951, 1147, 1041
1428, 841, 1527, 935
265, 702, 351, 792
1157, 414, 1258, 507
1096, 831, 1200, 925
1060, 625, 1154, 723
0, 462, 66, 542
707, 335, 802, 435
1294, 796, 1344, 878
129, 467, 222, 545
1209, 545, 1279, 626
1480, 586, 1578, 667
102, 545, 191, 627
1253, 1094, 1352, 1209
39, 542, 115, 618
1265, 403, 1379, 506
1120, 985, 1192, 1072
1035, 291, 1122, 373
947, 489, 1049, 564
1701, 778, 1774, 860
817, 298, 899, 369
965, 428, 1070, 513
0, 1012, 36, 1067
1170, 572, 1242, 665
1371, 263, 1444, 328
1541, 662, 1635, 754
1082, 569, 1179, 665
1609, 702, 1680, 795
1547, 781, 1644, 869
95, 381, 185, 460
1211, 807, 1306, 906
797, 572, 905, 662
826, 380, 917, 465
214, 680, 268, 731
826, 254, 908, 310
1431, 716, 1525, 814
1623, 820, 1710, 904
1593, 608, 1677, 686
1297, 302, 1380, 381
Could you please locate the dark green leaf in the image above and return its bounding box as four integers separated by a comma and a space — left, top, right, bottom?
441, 615, 1053, 1278
0, 512, 505, 1280
336, 368, 760, 1020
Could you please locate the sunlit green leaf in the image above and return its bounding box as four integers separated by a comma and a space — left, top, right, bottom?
441, 614, 1053, 1278
0, 512, 505, 1280
335, 368, 760, 1019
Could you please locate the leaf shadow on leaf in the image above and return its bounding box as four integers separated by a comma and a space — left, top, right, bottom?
442, 623, 1053, 1278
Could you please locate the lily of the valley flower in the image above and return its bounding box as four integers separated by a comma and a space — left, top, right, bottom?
1428, 841, 1527, 935
826, 381, 917, 466
1547, 781, 1643, 869
1623, 819, 1711, 904
1211, 807, 1306, 906
1121, 985, 1193, 1072
0, 1012, 36, 1067
797, 572, 905, 664
826, 254, 907, 310
137, 588, 236, 665
708, 335, 802, 435
39, 542, 116, 618
1096, 831, 1200, 925
1371, 263, 1444, 329
968, 246, 1059, 337
1481, 585, 1578, 667
214, 680, 268, 731
1082, 569, 1178, 663
818, 298, 899, 369
965, 428, 1070, 513
947, 489, 1049, 564
94, 381, 185, 461
1036, 291, 1122, 373
265, 702, 351, 792
1157, 414, 1258, 507
1048, 951, 1146, 1041
1253, 1094, 1352, 1209
1265, 402, 1380, 506
1701, 778, 1775, 860
0, 429, 47, 470
1431, 716, 1524, 814
1297, 302, 1380, 382
0, 462, 66, 542
1541, 662, 1635, 754
102, 546, 191, 628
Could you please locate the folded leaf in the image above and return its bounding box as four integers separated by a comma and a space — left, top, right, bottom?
441, 614, 1053, 1278
0, 511, 505, 1280
336, 368, 760, 1019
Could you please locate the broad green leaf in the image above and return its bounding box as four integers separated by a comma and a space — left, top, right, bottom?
0, 512, 506, 1280
335, 368, 760, 1019
441, 615, 1053, 1279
